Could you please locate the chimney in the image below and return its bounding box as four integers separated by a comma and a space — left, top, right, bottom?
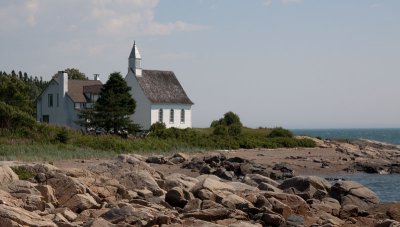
94, 74, 100, 81
58, 71, 68, 95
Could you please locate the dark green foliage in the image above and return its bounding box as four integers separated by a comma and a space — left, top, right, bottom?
223, 111, 242, 126
56, 128, 69, 144
0, 70, 48, 116
0, 101, 36, 129
211, 111, 243, 136
150, 122, 166, 132
53, 68, 87, 80
79, 72, 139, 136
65, 68, 87, 80
213, 125, 228, 136
228, 123, 242, 136
267, 127, 294, 138
11, 166, 36, 180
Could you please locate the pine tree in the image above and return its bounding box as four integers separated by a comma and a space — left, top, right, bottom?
81, 72, 139, 135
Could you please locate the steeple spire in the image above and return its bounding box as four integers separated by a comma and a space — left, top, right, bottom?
129, 41, 142, 77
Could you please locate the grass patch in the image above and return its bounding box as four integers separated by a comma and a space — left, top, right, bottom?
0, 122, 316, 161
11, 166, 36, 180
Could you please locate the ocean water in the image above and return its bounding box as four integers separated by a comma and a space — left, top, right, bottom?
292, 128, 400, 202
292, 128, 400, 145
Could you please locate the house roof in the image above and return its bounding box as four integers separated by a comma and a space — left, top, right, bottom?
67, 80, 102, 103
83, 84, 102, 94
136, 70, 193, 105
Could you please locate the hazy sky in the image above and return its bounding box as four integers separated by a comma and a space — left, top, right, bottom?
1, 0, 399, 129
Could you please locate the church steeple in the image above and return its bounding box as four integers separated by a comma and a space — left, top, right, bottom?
129, 41, 142, 77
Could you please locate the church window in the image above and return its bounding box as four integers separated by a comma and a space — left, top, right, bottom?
170, 109, 174, 123
158, 109, 163, 122
180, 109, 185, 123
48, 94, 53, 107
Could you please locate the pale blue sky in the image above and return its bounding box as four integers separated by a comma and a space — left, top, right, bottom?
1, 0, 399, 128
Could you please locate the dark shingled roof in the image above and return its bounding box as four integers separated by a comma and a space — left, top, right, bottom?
137, 70, 193, 105
83, 84, 102, 94
67, 80, 102, 103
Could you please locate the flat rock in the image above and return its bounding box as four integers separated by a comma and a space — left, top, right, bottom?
0, 204, 57, 227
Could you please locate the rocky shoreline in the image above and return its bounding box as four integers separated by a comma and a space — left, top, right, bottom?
0, 138, 399, 226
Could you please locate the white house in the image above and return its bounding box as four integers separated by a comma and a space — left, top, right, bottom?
36, 72, 102, 128
125, 42, 194, 130
36, 43, 193, 130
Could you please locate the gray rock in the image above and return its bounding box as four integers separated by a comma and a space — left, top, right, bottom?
165, 187, 194, 208
330, 181, 379, 211
278, 176, 331, 200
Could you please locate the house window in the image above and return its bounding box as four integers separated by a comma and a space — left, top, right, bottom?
170, 109, 174, 123
42, 115, 49, 123
180, 109, 185, 123
48, 94, 53, 107
158, 109, 163, 122
56, 93, 59, 107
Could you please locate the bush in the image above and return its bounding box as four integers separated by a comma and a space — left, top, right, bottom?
213, 125, 228, 136
150, 122, 166, 132
228, 123, 242, 136
11, 166, 36, 180
211, 111, 243, 136
267, 127, 294, 138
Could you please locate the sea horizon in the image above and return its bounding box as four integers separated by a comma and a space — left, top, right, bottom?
292, 128, 400, 145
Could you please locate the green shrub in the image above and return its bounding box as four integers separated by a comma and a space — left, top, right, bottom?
56, 128, 70, 144
150, 122, 166, 131
228, 123, 242, 136
11, 166, 36, 180
267, 127, 294, 138
213, 125, 228, 136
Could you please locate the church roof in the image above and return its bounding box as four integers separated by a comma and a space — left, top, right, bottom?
67, 80, 102, 103
136, 70, 193, 105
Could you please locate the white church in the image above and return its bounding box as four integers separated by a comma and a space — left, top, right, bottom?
36, 42, 194, 130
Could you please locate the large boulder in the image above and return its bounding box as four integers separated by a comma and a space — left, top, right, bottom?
264, 192, 311, 217
0, 190, 22, 207
330, 181, 379, 211
0, 204, 57, 227
6, 180, 45, 211
63, 193, 100, 213
164, 173, 199, 191
278, 176, 331, 200
191, 175, 235, 197
0, 165, 19, 186
119, 170, 165, 196
243, 174, 280, 187
46, 172, 86, 205
165, 187, 194, 208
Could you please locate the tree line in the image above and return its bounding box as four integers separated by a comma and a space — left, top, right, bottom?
0, 70, 48, 115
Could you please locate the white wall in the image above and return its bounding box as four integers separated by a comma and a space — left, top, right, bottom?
36, 80, 66, 126
151, 104, 192, 129
36, 78, 80, 129
125, 70, 152, 130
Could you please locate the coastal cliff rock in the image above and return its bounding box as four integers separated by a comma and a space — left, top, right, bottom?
0, 151, 398, 227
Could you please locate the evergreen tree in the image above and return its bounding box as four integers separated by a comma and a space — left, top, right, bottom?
79, 72, 139, 135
